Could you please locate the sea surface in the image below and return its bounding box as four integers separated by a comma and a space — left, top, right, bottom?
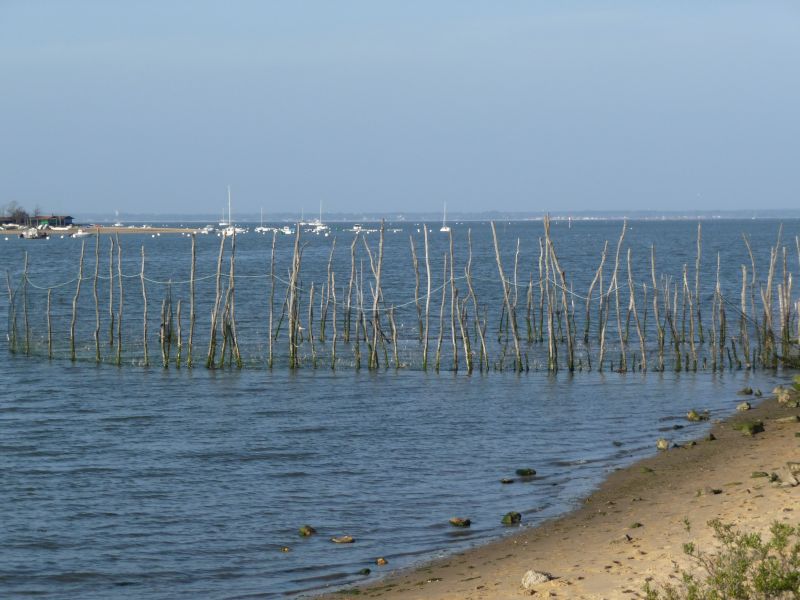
0, 219, 796, 598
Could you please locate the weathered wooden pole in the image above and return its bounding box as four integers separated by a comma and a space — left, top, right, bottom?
187, 233, 196, 367
176, 298, 182, 367
370, 221, 385, 369
228, 232, 242, 368
22, 253, 30, 355
448, 230, 458, 371
5, 270, 17, 353
206, 234, 226, 368
70, 241, 86, 361
159, 298, 167, 368
465, 229, 488, 371
344, 232, 358, 343
385, 305, 397, 369
93, 234, 101, 362
46, 288, 53, 359
491, 221, 522, 371
627, 248, 646, 371
308, 282, 317, 367
740, 264, 750, 368
288, 225, 301, 368
695, 223, 704, 343
330, 271, 338, 369
683, 265, 697, 370
422, 225, 431, 370
410, 235, 423, 340
650, 246, 665, 372
319, 237, 336, 343
116, 234, 123, 366
268, 230, 277, 368
140, 245, 149, 366
435, 252, 447, 372
584, 242, 608, 343
611, 221, 626, 372
108, 237, 115, 347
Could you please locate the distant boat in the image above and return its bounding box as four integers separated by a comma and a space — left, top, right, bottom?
22, 226, 48, 239
440, 202, 450, 233
113, 209, 123, 227
218, 186, 246, 235
219, 186, 232, 227
71, 229, 93, 238
303, 201, 329, 235
255, 207, 272, 234
221, 225, 247, 237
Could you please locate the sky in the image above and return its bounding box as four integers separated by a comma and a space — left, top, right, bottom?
1, 1, 798, 217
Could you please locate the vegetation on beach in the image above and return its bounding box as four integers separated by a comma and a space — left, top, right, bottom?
644, 519, 800, 599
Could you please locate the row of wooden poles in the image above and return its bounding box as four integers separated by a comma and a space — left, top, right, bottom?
6, 220, 800, 373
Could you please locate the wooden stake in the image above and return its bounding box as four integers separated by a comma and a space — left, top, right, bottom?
206, 234, 226, 368
141, 245, 149, 366
116, 234, 123, 366
108, 237, 115, 347
70, 241, 86, 361
422, 225, 431, 370
491, 221, 522, 371
188, 233, 196, 367
93, 233, 100, 362
47, 288, 52, 359
410, 235, 423, 340
268, 230, 277, 368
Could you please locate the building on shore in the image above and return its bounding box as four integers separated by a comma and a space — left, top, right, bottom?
1, 214, 74, 227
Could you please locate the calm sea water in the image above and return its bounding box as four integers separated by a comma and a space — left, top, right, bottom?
0, 219, 795, 598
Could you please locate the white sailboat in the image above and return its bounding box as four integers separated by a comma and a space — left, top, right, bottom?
219, 186, 231, 227
440, 202, 451, 233
220, 186, 246, 236
255, 207, 272, 233
303, 201, 329, 235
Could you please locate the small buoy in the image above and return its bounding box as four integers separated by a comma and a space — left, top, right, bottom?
279, 546, 291, 552
375, 557, 388, 566
151, 234, 155, 238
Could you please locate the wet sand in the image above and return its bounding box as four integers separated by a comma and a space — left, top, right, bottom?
322, 388, 800, 599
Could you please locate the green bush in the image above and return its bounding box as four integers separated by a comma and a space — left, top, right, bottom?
644, 519, 800, 599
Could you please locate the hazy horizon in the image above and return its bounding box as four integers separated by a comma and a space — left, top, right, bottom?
2, 1, 798, 216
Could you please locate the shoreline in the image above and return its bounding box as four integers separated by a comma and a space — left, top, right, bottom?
319, 388, 799, 599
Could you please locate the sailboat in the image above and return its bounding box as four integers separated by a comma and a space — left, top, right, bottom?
219, 187, 231, 227
440, 202, 451, 233
220, 186, 246, 236
305, 201, 329, 235
113, 209, 123, 227
255, 207, 272, 234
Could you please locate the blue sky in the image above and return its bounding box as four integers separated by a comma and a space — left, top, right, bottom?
1, 1, 798, 215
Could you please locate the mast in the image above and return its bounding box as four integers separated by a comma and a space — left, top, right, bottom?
227, 185, 232, 225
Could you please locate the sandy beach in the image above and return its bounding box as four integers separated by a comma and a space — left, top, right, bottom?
322, 386, 800, 600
